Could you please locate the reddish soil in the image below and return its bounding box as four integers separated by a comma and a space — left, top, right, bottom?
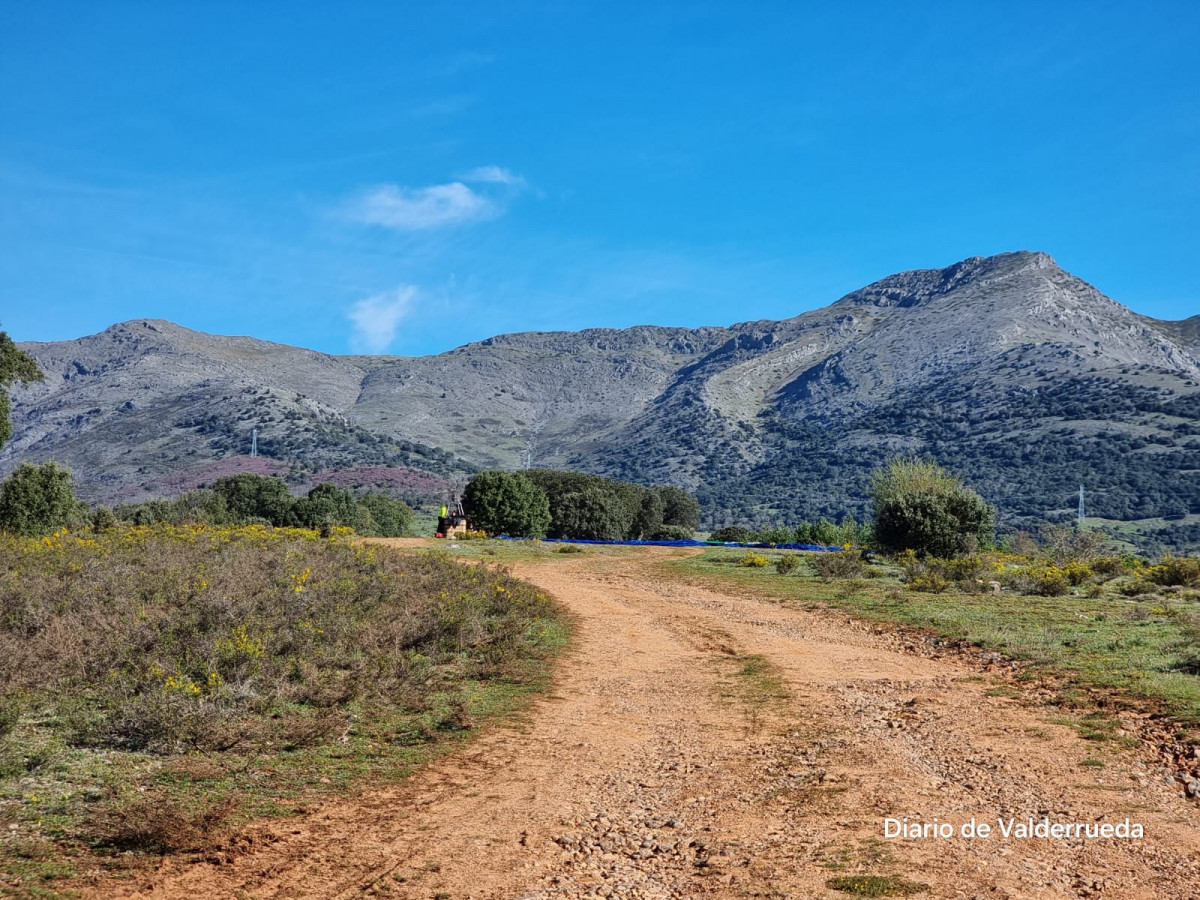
93, 546, 1200, 899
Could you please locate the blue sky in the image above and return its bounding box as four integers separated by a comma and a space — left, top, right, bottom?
1, 1, 1197, 356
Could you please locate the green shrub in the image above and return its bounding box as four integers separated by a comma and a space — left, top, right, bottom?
462, 470, 552, 538
1118, 577, 1157, 597
1091, 556, 1125, 577
647, 524, 694, 541
907, 573, 949, 593
775, 554, 802, 575
755, 526, 794, 545
811, 550, 864, 579
710, 525, 754, 543
91, 506, 118, 533
795, 516, 868, 546
1148, 556, 1200, 587
1061, 561, 1093, 586
944, 555, 985, 583
1035, 569, 1070, 597
871, 458, 994, 557
0, 462, 85, 536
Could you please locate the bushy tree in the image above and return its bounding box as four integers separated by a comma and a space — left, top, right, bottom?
794, 516, 865, 546
358, 494, 413, 537
710, 525, 753, 543
212, 473, 295, 525
755, 526, 794, 545
0, 462, 84, 536
173, 488, 232, 525
524, 469, 696, 540
291, 482, 359, 529
632, 490, 665, 540
462, 471, 551, 537
657, 485, 700, 530
0, 329, 43, 450
870, 458, 994, 557
553, 486, 626, 541
646, 524, 694, 541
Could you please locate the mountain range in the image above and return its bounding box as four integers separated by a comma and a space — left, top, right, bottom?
6, 251, 1200, 549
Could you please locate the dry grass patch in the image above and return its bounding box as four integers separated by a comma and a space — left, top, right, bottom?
0, 525, 566, 889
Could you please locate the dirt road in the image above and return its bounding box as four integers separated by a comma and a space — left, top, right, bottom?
104, 547, 1200, 899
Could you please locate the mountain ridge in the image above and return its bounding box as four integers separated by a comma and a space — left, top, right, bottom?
6, 251, 1200, 549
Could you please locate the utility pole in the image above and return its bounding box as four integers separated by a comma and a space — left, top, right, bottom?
251, 428, 259, 458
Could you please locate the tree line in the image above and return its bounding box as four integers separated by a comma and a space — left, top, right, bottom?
0, 465, 414, 538
461, 469, 701, 540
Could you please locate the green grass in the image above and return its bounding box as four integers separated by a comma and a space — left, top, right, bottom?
731, 654, 789, 705
667, 549, 1200, 729
714, 653, 790, 731
396, 536, 640, 566
826, 874, 930, 896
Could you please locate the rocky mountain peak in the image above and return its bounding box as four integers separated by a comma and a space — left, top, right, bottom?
832, 250, 1059, 310
6, 252, 1199, 553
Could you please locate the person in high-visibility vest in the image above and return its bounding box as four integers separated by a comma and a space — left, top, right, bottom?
440, 504, 448, 517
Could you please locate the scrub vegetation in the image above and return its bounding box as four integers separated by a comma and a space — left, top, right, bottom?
0, 525, 564, 889
671, 543, 1200, 728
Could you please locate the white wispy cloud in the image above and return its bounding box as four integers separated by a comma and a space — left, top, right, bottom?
348, 182, 495, 230
459, 165, 526, 187
343, 167, 525, 231
348, 286, 417, 353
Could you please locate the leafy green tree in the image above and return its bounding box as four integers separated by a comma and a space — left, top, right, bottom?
553, 486, 626, 541
870, 458, 994, 557
0, 462, 84, 536
656, 485, 700, 530
358, 494, 413, 537
755, 526, 794, 545
631, 490, 665, 539
172, 488, 232, 525
524, 469, 639, 538
646, 524, 694, 541
462, 470, 551, 537
710, 525, 754, 543
0, 329, 43, 450
212, 473, 295, 525
291, 482, 359, 529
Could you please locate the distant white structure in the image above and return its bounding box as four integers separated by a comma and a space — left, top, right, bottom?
1078, 485, 1085, 527
251, 427, 259, 458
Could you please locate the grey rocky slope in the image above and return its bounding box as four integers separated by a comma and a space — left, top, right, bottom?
5, 251, 1199, 546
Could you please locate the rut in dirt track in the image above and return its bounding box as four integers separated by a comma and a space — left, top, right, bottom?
99, 547, 1200, 900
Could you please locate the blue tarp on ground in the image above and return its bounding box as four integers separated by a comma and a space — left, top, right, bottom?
492, 536, 844, 552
